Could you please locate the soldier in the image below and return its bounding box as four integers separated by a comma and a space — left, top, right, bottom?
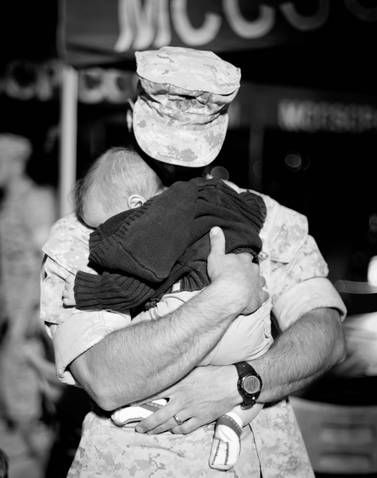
41, 47, 346, 477
0, 134, 58, 473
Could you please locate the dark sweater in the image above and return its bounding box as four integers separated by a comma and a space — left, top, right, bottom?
74, 178, 266, 313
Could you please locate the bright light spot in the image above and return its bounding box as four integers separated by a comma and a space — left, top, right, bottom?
367, 255, 377, 286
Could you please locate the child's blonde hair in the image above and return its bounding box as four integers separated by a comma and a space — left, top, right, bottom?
75, 147, 163, 221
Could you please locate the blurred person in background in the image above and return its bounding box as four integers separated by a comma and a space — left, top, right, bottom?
0, 134, 60, 473
0, 448, 8, 478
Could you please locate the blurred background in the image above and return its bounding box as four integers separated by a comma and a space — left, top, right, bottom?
1, 1, 377, 477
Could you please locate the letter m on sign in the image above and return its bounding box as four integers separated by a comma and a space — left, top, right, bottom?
115, 0, 171, 52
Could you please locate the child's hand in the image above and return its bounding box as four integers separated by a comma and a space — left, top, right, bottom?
63, 276, 76, 307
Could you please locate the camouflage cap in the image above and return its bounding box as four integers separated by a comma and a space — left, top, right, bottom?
133, 46, 241, 167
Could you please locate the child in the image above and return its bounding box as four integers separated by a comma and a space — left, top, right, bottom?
63, 147, 272, 471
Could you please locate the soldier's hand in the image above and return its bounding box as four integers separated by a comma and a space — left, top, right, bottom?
207, 227, 268, 315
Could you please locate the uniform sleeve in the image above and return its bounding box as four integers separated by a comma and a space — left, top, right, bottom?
261, 196, 347, 331
41, 255, 130, 385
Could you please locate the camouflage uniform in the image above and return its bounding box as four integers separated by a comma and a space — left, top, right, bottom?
41, 191, 346, 477
65, 400, 308, 478
40, 47, 346, 477
0, 177, 44, 333
0, 174, 56, 425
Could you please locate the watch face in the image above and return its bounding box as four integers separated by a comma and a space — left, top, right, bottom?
242, 375, 261, 395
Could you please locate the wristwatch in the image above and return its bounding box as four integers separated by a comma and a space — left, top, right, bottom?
234, 361, 263, 409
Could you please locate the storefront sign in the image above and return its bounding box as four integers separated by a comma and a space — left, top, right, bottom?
63, 0, 377, 66
0, 61, 136, 103
278, 99, 377, 133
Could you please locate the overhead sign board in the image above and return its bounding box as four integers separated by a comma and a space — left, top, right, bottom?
61, 0, 377, 66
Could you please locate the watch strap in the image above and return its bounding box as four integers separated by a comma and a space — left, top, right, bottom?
234, 361, 262, 409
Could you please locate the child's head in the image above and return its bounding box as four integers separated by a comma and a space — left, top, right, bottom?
75, 147, 163, 228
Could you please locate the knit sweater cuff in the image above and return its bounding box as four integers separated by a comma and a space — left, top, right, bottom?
74, 271, 105, 310
74, 271, 156, 313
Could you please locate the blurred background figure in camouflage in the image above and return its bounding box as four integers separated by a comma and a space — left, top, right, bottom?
0, 133, 60, 477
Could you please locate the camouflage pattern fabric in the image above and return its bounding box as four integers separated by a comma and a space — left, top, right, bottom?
40, 214, 130, 386
41, 187, 346, 477
133, 47, 240, 167
67, 401, 313, 478
0, 178, 43, 330
136, 47, 240, 95
0, 177, 56, 424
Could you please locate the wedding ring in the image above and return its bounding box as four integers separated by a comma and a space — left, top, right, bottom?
173, 414, 183, 426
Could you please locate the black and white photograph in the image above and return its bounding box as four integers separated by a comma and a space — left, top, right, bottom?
1, 1, 377, 477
